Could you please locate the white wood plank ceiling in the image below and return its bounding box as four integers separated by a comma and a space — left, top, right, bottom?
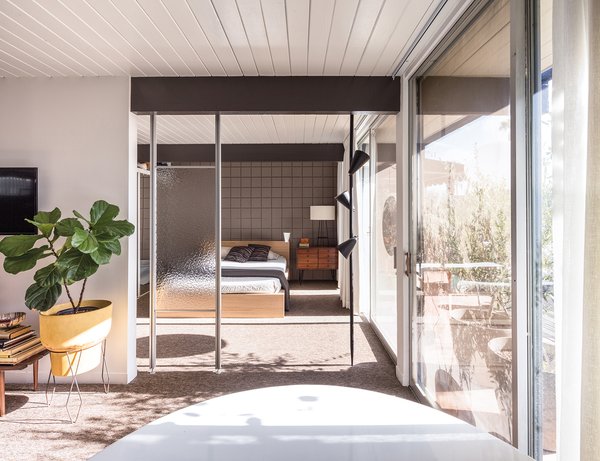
0, 0, 439, 78
137, 114, 350, 144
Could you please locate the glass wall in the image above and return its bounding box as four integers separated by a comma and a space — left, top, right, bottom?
356, 136, 372, 316
371, 116, 398, 353
536, 0, 556, 458
411, 0, 513, 443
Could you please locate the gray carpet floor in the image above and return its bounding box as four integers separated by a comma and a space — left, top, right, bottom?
1, 281, 415, 461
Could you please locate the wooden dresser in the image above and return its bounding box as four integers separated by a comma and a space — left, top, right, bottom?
296, 247, 338, 282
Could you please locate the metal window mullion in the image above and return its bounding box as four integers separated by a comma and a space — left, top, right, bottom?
215, 113, 222, 372
527, 0, 543, 458
149, 112, 157, 374
510, 0, 533, 453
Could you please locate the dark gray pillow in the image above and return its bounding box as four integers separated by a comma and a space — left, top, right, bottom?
224, 246, 254, 263
248, 244, 270, 262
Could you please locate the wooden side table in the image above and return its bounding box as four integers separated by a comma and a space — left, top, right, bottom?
0, 349, 49, 416
296, 247, 338, 283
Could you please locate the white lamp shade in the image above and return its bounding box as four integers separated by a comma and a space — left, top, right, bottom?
310, 205, 335, 221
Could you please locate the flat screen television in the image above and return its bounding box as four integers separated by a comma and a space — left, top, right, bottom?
0, 168, 38, 235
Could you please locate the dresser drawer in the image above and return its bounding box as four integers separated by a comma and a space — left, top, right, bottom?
296, 247, 338, 270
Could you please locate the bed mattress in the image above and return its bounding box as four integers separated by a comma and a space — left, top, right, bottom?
139, 256, 287, 295
221, 277, 282, 294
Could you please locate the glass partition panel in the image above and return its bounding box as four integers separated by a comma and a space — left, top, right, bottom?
411, 0, 513, 443
157, 167, 215, 312
155, 115, 216, 315
372, 116, 398, 353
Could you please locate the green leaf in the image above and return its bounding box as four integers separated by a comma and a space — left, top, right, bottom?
34, 264, 62, 287
95, 220, 135, 238
103, 239, 121, 256
90, 244, 112, 265
94, 232, 115, 243
0, 235, 42, 257
3, 246, 49, 274
71, 228, 99, 254
25, 282, 62, 312
55, 218, 84, 237
90, 200, 119, 225
34, 208, 61, 224
25, 208, 62, 238
25, 219, 54, 238
56, 248, 99, 282
72, 209, 91, 225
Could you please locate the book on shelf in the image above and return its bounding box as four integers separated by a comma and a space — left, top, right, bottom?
0, 342, 46, 365
0, 324, 31, 340
298, 237, 310, 248
0, 336, 41, 358
0, 330, 35, 349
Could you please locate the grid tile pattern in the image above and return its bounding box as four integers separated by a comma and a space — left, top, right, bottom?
138, 161, 338, 280
139, 173, 150, 260
222, 161, 338, 280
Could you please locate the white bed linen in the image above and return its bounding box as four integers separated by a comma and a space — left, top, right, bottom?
221, 255, 287, 272
222, 277, 281, 294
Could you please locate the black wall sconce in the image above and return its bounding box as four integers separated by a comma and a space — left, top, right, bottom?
337, 117, 370, 365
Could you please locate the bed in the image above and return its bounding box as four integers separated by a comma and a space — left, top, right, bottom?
156, 240, 290, 319
220, 240, 290, 318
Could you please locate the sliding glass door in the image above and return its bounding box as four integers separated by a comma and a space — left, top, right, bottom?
371, 117, 398, 354
356, 136, 372, 316
411, 0, 514, 443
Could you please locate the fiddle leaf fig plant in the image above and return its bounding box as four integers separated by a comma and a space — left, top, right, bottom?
0, 200, 134, 313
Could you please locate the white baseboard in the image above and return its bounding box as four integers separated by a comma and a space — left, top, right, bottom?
4, 365, 133, 385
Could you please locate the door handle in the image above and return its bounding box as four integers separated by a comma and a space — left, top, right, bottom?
404, 252, 411, 277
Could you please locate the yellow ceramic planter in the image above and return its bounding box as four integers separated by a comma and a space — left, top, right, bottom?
39, 300, 112, 377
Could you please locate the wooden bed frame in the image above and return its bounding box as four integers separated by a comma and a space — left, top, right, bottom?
157, 240, 290, 319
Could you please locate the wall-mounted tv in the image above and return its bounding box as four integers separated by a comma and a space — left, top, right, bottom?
0, 168, 38, 235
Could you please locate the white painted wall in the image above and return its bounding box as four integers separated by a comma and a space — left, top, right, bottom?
0, 77, 137, 384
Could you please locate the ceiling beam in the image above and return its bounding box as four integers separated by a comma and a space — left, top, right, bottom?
131, 77, 400, 114
137, 143, 344, 163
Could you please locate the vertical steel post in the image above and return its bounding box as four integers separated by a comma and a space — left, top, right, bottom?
149, 112, 157, 373
215, 113, 222, 372
349, 113, 355, 366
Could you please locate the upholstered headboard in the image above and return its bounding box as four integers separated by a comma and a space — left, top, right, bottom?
222, 240, 290, 267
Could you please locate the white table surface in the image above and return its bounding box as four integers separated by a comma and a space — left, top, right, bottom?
90, 385, 532, 461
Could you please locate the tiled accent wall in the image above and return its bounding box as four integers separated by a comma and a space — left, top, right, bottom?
138, 161, 338, 280
222, 161, 338, 280
139, 173, 150, 260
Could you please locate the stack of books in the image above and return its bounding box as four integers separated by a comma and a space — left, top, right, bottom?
0, 325, 45, 365
299, 238, 310, 248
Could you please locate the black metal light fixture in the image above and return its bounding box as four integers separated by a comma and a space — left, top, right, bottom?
337, 118, 371, 366
348, 149, 370, 175
335, 191, 351, 210
337, 237, 357, 259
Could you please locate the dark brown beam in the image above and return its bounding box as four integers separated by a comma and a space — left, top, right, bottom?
131, 77, 400, 114
420, 76, 509, 115
137, 144, 345, 163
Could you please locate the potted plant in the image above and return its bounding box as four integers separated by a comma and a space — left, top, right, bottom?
0, 200, 134, 376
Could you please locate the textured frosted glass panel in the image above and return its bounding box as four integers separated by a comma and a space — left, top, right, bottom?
157, 168, 215, 312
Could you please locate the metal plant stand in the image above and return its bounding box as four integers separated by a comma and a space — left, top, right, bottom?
45, 339, 110, 423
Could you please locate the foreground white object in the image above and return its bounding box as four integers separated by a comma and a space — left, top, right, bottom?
90, 385, 532, 461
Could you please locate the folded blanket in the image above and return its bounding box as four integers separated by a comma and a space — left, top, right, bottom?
222, 268, 290, 311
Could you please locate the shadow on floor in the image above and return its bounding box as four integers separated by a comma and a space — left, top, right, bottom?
136, 334, 227, 359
